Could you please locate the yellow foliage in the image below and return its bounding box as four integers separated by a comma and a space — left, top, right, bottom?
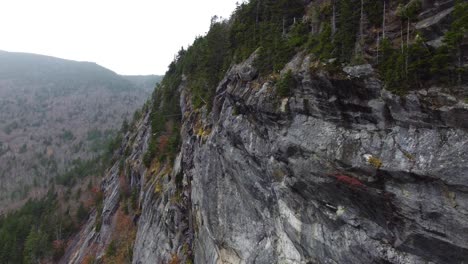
163, 165, 173, 176
197, 126, 212, 138
403, 151, 415, 161
194, 119, 211, 140
273, 169, 286, 181
154, 182, 163, 194
170, 191, 182, 204
150, 160, 161, 174
368, 156, 383, 169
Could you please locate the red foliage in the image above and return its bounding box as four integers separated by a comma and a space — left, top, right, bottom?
82, 186, 103, 207
52, 239, 65, 250
158, 135, 170, 153
165, 120, 175, 134
91, 186, 101, 195
115, 208, 133, 234
52, 239, 66, 260
84, 197, 95, 208
91, 187, 104, 205
119, 174, 130, 197
332, 173, 365, 188
82, 254, 96, 264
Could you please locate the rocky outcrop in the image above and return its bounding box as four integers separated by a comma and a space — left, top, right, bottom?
177, 53, 468, 263
416, 6, 454, 41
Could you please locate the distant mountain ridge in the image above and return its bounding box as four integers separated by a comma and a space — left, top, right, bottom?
0, 50, 138, 90
123, 75, 164, 93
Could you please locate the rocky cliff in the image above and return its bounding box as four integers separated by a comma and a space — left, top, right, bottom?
63, 56, 468, 264
61, 0, 468, 263
180, 52, 468, 263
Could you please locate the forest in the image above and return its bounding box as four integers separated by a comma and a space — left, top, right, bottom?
0, 118, 132, 263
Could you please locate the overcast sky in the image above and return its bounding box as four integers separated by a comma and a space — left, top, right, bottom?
0, 0, 241, 75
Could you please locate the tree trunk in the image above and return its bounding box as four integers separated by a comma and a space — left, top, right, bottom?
256, 0, 260, 25
382, 0, 386, 39
332, 0, 337, 37
401, 20, 404, 52
282, 17, 286, 38
377, 33, 380, 64
255, 0, 260, 42
360, 0, 364, 43
407, 19, 410, 47
458, 45, 462, 85
406, 19, 410, 75
356, 0, 365, 58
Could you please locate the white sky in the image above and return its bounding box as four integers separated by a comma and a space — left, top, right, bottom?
0, 0, 241, 75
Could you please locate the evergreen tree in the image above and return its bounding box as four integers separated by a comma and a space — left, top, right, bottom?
76, 202, 88, 223
23, 229, 48, 264
335, 0, 360, 62
407, 36, 431, 87
443, 0, 468, 84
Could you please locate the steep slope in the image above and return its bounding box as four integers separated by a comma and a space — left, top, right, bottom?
62, 0, 468, 263
0, 51, 159, 211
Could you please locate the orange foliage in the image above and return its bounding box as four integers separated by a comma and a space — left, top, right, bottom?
82, 254, 96, 264
169, 254, 180, 264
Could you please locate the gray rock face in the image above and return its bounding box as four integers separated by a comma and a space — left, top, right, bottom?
416, 6, 454, 41
61, 112, 151, 264
343, 64, 374, 78
179, 54, 468, 263
132, 151, 193, 264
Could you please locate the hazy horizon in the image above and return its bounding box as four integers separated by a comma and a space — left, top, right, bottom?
0, 0, 240, 75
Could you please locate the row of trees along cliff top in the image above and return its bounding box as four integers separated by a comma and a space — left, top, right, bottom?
143, 0, 467, 167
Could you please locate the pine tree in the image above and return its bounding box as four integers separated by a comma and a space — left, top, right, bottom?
407, 36, 431, 87
444, 0, 468, 84
336, 0, 359, 62
76, 202, 88, 223
23, 229, 48, 264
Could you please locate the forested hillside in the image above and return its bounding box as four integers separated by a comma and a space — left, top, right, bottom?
0, 51, 159, 212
